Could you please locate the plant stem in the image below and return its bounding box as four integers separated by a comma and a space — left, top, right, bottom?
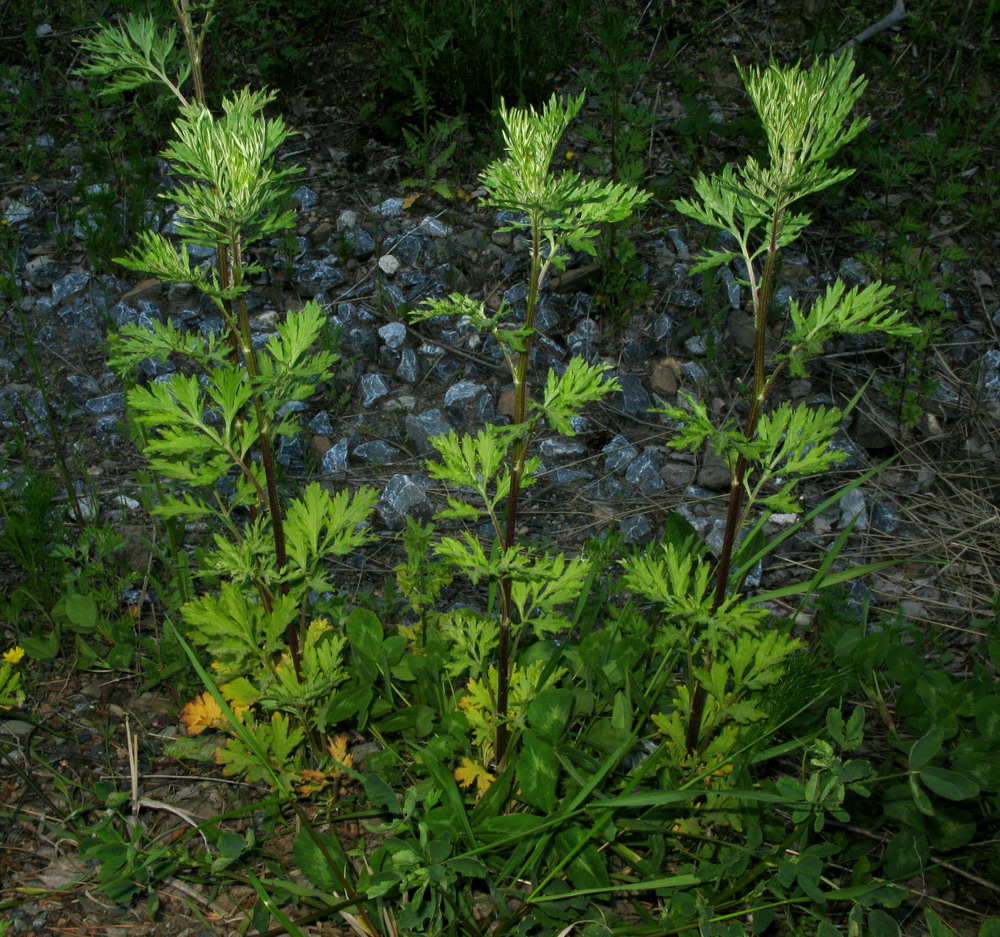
495, 209, 548, 765
685, 202, 786, 755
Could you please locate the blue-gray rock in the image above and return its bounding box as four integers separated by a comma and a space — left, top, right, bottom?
611, 373, 653, 416
3, 201, 32, 224
64, 374, 102, 404
379, 322, 407, 349
337, 209, 357, 229
839, 489, 867, 529
343, 228, 375, 259
665, 286, 700, 310
533, 302, 562, 333
718, 265, 742, 308
51, 272, 90, 306
379, 282, 407, 309
309, 411, 334, 436
551, 467, 592, 483
653, 312, 675, 343
474, 393, 500, 425
109, 300, 156, 331
374, 197, 405, 217
444, 380, 486, 408
139, 356, 174, 378
603, 434, 638, 473
396, 346, 420, 383
569, 292, 593, 319
684, 334, 707, 355
680, 361, 707, 384
838, 257, 869, 287
85, 392, 125, 415
360, 373, 391, 406
420, 215, 451, 237
667, 227, 689, 258
341, 324, 379, 360
977, 349, 1000, 399
277, 434, 304, 469
199, 316, 224, 337
502, 281, 529, 310
320, 438, 351, 473
385, 231, 428, 266
292, 186, 318, 209
376, 473, 434, 529
639, 474, 666, 494
774, 285, 795, 313
26, 257, 69, 289
871, 499, 901, 534
625, 449, 662, 486
354, 440, 403, 465
276, 399, 309, 418
623, 335, 657, 365
621, 513, 653, 544
292, 258, 347, 296
430, 357, 464, 382
495, 209, 529, 228
949, 328, 980, 367
540, 437, 587, 461
584, 476, 634, 500
405, 408, 451, 455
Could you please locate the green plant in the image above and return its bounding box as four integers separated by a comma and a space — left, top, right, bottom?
361, 0, 591, 139
662, 51, 919, 751
413, 91, 649, 763
80, 10, 380, 799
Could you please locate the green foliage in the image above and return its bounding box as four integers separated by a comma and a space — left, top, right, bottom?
360, 0, 591, 142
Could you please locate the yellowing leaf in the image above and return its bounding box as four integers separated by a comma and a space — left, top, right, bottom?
180, 691, 227, 735
326, 733, 354, 773
454, 756, 495, 794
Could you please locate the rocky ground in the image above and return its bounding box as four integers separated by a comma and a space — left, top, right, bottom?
2, 3, 1000, 934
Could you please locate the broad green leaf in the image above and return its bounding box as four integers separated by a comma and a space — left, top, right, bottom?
919, 766, 980, 801
517, 729, 559, 810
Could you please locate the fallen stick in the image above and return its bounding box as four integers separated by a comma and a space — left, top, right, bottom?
835, 0, 907, 55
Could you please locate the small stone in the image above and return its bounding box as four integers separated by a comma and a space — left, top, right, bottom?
839, 489, 868, 530
420, 215, 451, 237
292, 186, 319, 209
376, 473, 434, 529
405, 408, 452, 455
320, 438, 351, 473
379, 322, 407, 349
665, 287, 700, 309
838, 257, 869, 287
396, 346, 420, 383
360, 373, 391, 406
84, 393, 125, 415
51, 272, 90, 306
444, 380, 486, 408
354, 440, 402, 465
378, 254, 401, 275
292, 258, 347, 295
696, 451, 730, 491
374, 197, 405, 217
621, 514, 653, 544
552, 467, 592, 483
650, 358, 680, 395
25, 256, 69, 289
337, 209, 357, 229
625, 449, 662, 486
611, 373, 653, 416
603, 435, 638, 473
667, 227, 689, 259
540, 437, 587, 461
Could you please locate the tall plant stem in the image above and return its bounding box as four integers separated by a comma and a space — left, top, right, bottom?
496, 210, 547, 765
685, 204, 786, 755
